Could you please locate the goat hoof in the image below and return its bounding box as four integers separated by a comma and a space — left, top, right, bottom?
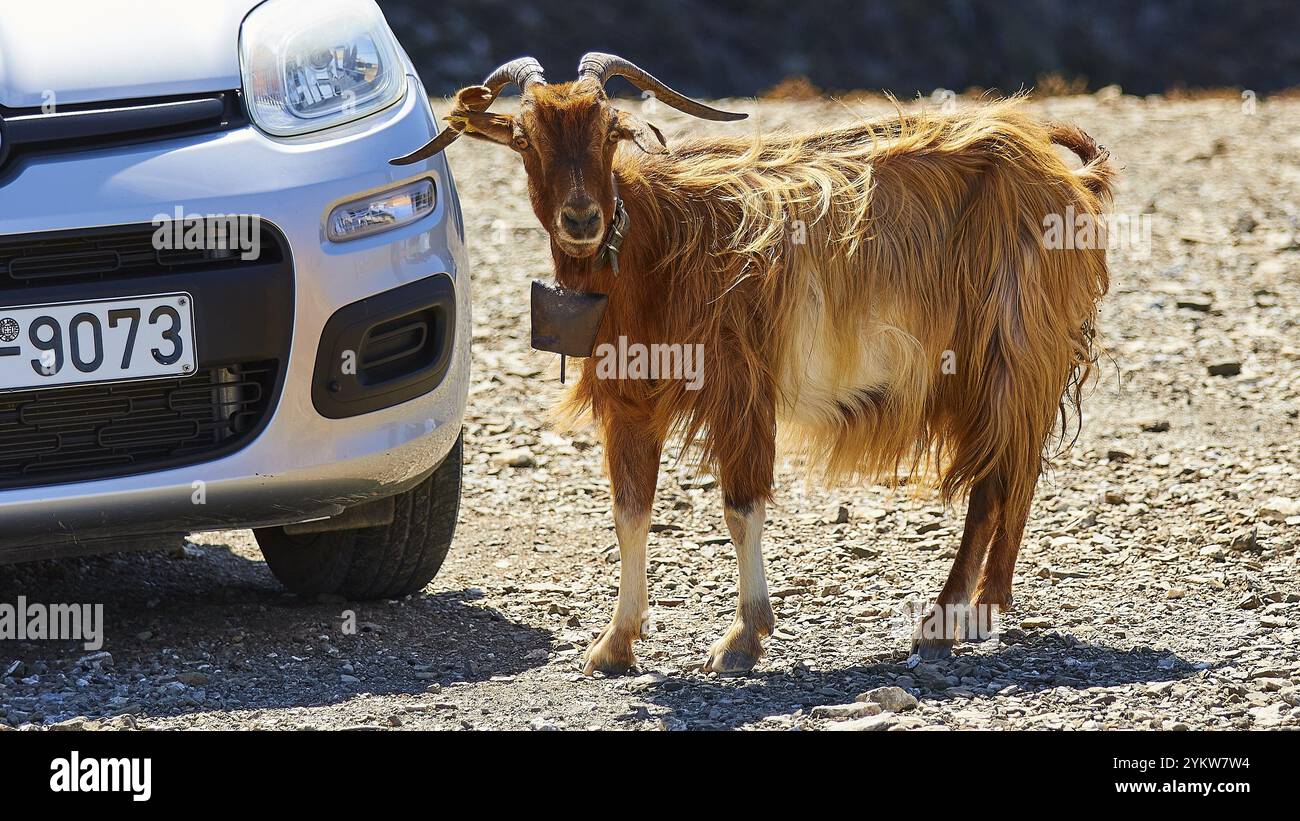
703, 624, 764, 674
581, 626, 638, 676
911, 637, 954, 661
960, 604, 1001, 643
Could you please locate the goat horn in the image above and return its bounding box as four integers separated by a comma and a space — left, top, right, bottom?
576, 52, 747, 122
390, 57, 547, 165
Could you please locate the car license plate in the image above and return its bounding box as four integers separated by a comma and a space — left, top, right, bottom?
0, 293, 197, 393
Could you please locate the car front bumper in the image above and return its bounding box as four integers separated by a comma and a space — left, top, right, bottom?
0, 75, 471, 560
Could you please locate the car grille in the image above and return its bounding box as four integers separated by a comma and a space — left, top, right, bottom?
0, 221, 285, 291
0, 361, 277, 489
0, 91, 246, 177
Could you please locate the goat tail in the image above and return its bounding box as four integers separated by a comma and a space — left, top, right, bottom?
1047, 122, 1117, 200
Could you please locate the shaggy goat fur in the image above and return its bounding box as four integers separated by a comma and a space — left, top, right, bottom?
552, 98, 1114, 525
437, 76, 1114, 669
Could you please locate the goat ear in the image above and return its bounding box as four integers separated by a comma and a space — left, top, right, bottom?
449, 111, 519, 149
614, 109, 668, 154
453, 84, 496, 112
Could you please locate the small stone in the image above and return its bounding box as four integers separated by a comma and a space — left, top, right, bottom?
1206, 361, 1241, 377
529, 718, 558, 731
106, 714, 138, 731
680, 474, 718, 491
1175, 297, 1213, 313
1237, 593, 1264, 610
494, 448, 536, 468
1258, 497, 1299, 524
1249, 704, 1287, 726
1106, 447, 1134, 462
175, 671, 208, 687
1138, 418, 1171, 432
827, 714, 898, 732
811, 702, 882, 720
1229, 529, 1260, 552
1020, 617, 1053, 629
1165, 588, 1185, 600
822, 505, 850, 525
340, 674, 361, 685
77, 651, 113, 669
1103, 490, 1127, 505
49, 718, 90, 731
856, 686, 918, 712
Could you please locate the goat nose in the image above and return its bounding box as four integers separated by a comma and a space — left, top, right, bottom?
560, 203, 602, 240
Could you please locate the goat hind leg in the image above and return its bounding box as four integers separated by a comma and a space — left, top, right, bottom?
974, 480, 1036, 616
704, 416, 776, 674
912, 477, 1001, 660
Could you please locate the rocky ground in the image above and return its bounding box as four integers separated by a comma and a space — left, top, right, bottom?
2, 94, 1298, 731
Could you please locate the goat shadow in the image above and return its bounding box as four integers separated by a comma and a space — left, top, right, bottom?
628, 635, 1206, 730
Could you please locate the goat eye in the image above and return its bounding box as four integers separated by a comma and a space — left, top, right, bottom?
608, 130, 621, 143
513, 137, 529, 151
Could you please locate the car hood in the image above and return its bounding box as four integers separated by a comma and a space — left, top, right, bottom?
0, 1, 264, 107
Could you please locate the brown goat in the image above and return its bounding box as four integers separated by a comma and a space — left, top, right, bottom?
395, 54, 1115, 674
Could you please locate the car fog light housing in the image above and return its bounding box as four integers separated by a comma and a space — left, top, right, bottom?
327, 179, 436, 242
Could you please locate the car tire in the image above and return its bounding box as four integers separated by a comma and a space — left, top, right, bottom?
255, 431, 462, 599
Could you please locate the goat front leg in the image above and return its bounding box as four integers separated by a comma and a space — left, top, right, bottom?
704, 499, 774, 673
704, 414, 776, 674
581, 416, 661, 676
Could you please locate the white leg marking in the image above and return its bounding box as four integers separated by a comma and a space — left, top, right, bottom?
611, 502, 651, 636
724, 500, 770, 617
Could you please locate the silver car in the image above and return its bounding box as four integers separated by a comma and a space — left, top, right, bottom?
0, 0, 470, 598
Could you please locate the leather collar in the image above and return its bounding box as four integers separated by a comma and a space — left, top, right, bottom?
595, 194, 630, 274
595, 174, 631, 275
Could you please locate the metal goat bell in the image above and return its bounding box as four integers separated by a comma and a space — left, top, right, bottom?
530, 281, 608, 382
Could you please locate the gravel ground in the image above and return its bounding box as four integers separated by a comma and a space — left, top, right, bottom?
2, 94, 1298, 731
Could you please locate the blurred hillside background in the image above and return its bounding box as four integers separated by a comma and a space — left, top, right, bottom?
377, 0, 1299, 98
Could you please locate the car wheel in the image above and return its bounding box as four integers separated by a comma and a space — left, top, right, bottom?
255, 431, 462, 599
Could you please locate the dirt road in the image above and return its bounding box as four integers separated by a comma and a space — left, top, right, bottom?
2, 95, 1298, 731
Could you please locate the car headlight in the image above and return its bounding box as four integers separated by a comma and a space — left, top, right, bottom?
239, 0, 406, 137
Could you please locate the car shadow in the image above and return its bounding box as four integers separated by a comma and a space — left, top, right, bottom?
630, 634, 1206, 730
0, 540, 553, 725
